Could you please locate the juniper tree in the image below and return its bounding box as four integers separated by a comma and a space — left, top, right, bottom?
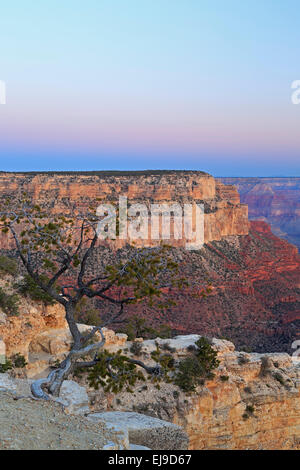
0, 195, 186, 398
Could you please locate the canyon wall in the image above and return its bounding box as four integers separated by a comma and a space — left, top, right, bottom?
0, 172, 299, 352
219, 177, 300, 251
0, 171, 249, 249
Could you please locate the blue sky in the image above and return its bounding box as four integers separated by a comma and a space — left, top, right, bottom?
0, 1, 300, 175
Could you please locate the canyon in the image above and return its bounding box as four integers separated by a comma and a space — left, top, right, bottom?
0, 171, 299, 353
219, 177, 300, 251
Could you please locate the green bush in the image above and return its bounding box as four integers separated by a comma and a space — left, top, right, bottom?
74, 298, 101, 326
117, 315, 172, 341
0, 255, 18, 276
0, 359, 12, 373
174, 337, 220, 392
220, 375, 229, 382
130, 341, 143, 356
11, 353, 27, 368
0, 287, 20, 316
16, 274, 56, 305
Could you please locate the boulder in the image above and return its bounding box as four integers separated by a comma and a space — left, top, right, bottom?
87, 411, 189, 450
57, 380, 90, 415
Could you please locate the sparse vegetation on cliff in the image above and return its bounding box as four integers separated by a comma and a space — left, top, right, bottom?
0, 287, 19, 316
0, 196, 186, 399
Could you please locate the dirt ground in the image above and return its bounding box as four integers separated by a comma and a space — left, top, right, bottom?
0, 391, 112, 450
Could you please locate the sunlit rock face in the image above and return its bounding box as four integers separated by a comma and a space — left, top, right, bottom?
219, 177, 300, 251
0, 171, 249, 249
0, 172, 299, 353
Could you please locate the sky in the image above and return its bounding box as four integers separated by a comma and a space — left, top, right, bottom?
0, 0, 300, 176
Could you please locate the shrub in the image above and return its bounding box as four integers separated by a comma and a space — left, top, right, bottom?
238, 354, 250, 365
130, 341, 143, 356
220, 375, 229, 382
74, 298, 101, 326
11, 353, 27, 368
273, 372, 285, 385
117, 315, 172, 341
0, 359, 12, 373
0, 255, 18, 276
16, 274, 56, 305
174, 337, 220, 392
246, 404, 255, 414
0, 287, 20, 316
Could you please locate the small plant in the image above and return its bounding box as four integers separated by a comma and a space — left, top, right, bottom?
173, 390, 179, 399
16, 274, 56, 305
273, 372, 285, 385
242, 413, 249, 420
244, 386, 252, 394
174, 337, 220, 392
0, 287, 20, 316
11, 353, 27, 368
238, 355, 250, 365
0, 255, 18, 276
130, 341, 143, 356
161, 342, 176, 353
117, 315, 172, 341
245, 404, 255, 414
0, 359, 12, 373
220, 375, 229, 382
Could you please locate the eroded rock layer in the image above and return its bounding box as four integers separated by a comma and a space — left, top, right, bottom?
0, 171, 249, 249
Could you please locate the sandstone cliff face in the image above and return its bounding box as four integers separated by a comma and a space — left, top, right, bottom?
219, 177, 300, 251
78, 334, 300, 450
93, 220, 300, 353
0, 275, 67, 360
0, 172, 298, 352
0, 171, 249, 249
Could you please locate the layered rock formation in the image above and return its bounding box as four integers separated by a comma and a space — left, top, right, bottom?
0, 171, 249, 249
0, 171, 299, 352
219, 177, 300, 251
91, 334, 300, 450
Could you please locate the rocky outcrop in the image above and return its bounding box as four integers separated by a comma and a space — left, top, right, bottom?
0, 171, 249, 249
219, 177, 300, 251
87, 411, 189, 450
0, 171, 298, 352
85, 334, 300, 450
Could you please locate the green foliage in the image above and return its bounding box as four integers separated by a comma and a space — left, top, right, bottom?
104, 245, 187, 309
0, 287, 20, 316
129, 341, 143, 356
238, 354, 250, 365
245, 404, 255, 414
273, 372, 285, 385
11, 353, 27, 368
87, 349, 146, 393
16, 274, 56, 305
220, 375, 229, 382
0, 359, 12, 373
118, 315, 172, 341
0, 255, 18, 276
174, 338, 220, 392
74, 298, 101, 326
0, 354, 27, 373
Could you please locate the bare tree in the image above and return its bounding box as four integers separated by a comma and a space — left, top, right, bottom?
0, 195, 183, 399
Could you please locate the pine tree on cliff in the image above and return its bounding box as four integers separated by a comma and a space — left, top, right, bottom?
0, 195, 184, 397
0, 195, 216, 398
